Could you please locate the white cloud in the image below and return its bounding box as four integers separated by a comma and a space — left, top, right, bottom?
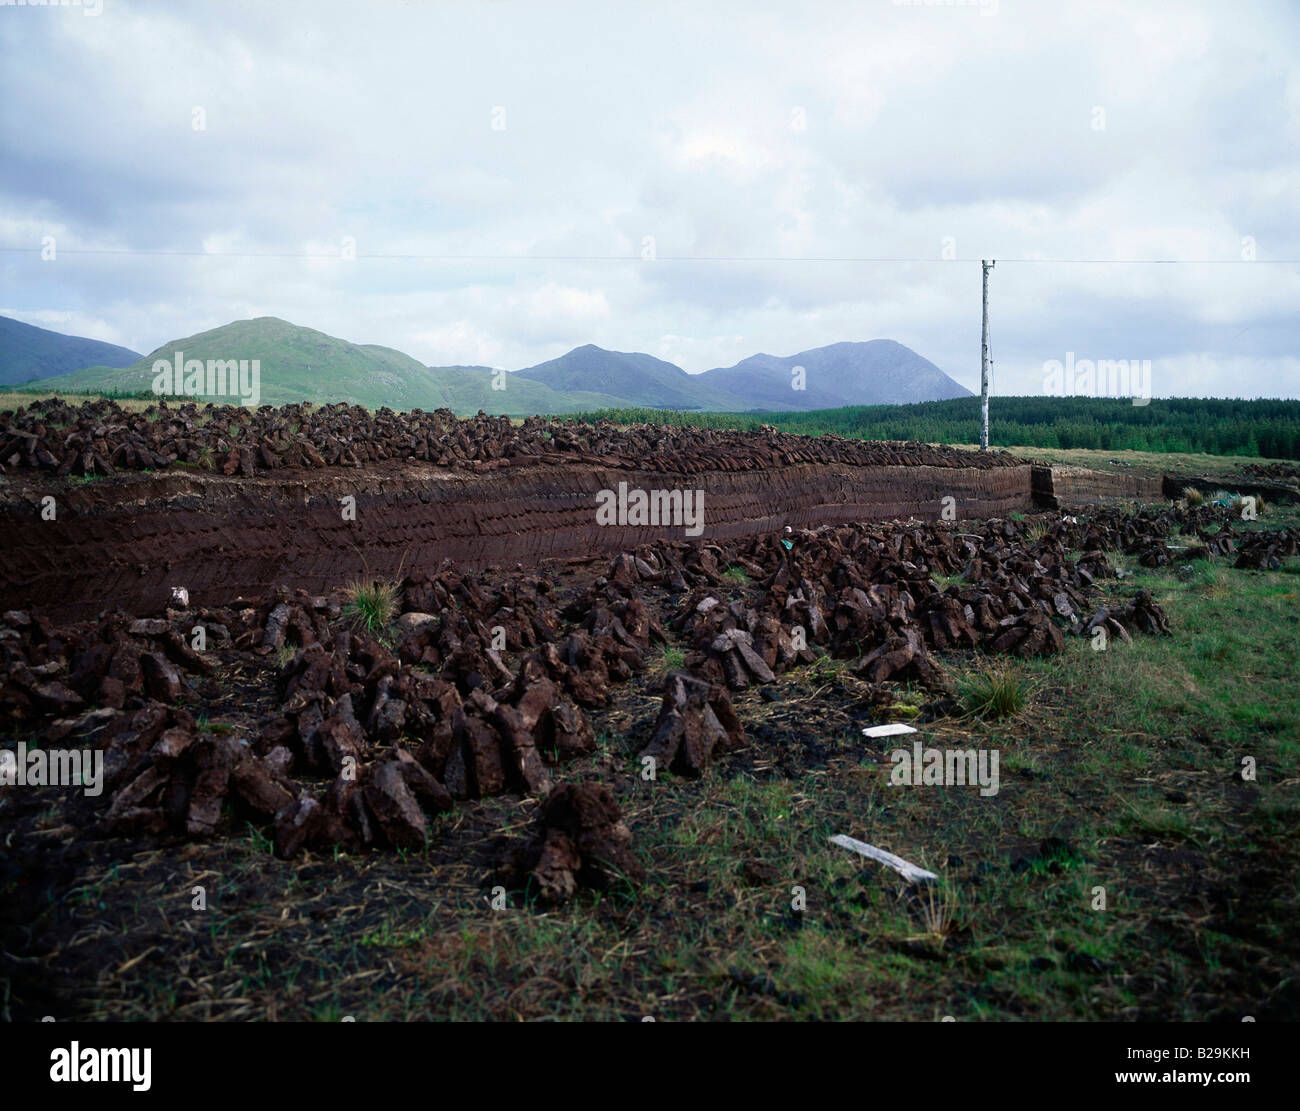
0, 0, 1295, 395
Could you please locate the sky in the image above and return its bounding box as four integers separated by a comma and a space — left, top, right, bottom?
1, 0, 1297, 398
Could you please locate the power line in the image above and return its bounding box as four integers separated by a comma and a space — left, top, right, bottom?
1, 247, 1298, 264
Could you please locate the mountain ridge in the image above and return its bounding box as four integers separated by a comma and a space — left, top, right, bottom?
17, 315, 973, 415
0, 315, 142, 386
696, 339, 973, 410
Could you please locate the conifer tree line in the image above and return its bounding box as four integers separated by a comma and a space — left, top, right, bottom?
564, 397, 1300, 459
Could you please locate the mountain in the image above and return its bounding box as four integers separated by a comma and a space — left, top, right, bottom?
512, 344, 749, 411
696, 340, 972, 410
0, 314, 141, 386
31, 317, 631, 414
34, 317, 446, 409
423, 363, 630, 414
27, 317, 970, 415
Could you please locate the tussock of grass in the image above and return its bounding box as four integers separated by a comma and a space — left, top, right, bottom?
1190, 565, 1232, 598
910, 876, 960, 943
800, 653, 849, 687
960, 667, 1030, 720
1183, 486, 1204, 506
342, 578, 400, 636
1193, 632, 1231, 662
654, 646, 686, 674
1025, 520, 1050, 545
1118, 798, 1198, 844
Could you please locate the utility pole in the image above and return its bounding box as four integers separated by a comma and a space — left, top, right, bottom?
980, 259, 995, 451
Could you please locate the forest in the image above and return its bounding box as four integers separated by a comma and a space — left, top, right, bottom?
563, 396, 1300, 459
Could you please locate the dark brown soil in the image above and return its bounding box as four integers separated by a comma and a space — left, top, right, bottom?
2, 457, 1037, 621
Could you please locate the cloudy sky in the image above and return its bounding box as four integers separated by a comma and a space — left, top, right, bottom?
1, 0, 1297, 397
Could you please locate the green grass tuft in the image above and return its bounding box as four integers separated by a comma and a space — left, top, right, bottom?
342, 578, 400, 636
657, 646, 686, 672
960, 666, 1031, 720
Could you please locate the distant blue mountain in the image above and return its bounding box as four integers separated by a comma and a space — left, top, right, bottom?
0, 314, 142, 386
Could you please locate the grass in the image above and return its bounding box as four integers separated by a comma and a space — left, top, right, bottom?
886, 686, 925, 720
955, 443, 1290, 480
1024, 520, 1050, 545
0, 390, 160, 415
797, 652, 850, 689
652, 645, 686, 675
341, 578, 399, 637
911, 875, 961, 943
245, 823, 274, 855
959, 666, 1031, 720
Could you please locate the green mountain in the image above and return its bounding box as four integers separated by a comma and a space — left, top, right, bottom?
32, 317, 617, 414
34, 317, 446, 409
0, 314, 141, 386
29, 316, 970, 416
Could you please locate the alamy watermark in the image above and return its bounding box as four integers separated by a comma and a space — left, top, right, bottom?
152, 351, 261, 407
892, 0, 999, 16
50, 1043, 150, 1092
1043, 352, 1151, 406
1, 742, 104, 796
596, 481, 704, 538
2, 0, 103, 14
889, 741, 1000, 797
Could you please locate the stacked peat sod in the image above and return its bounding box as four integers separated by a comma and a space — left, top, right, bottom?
0, 560, 677, 869
4, 500, 1277, 879
0, 397, 1026, 479
1241, 462, 1300, 482
0, 604, 237, 725
625, 526, 1041, 768
495, 782, 646, 903
1078, 591, 1171, 644
1048, 503, 1299, 571
631, 515, 1103, 691
619, 506, 1281, 773
1232, 527, 1300, 570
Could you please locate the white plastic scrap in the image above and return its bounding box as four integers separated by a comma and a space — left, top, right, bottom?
861, 723, 918, 738
829, 835, 938, 884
